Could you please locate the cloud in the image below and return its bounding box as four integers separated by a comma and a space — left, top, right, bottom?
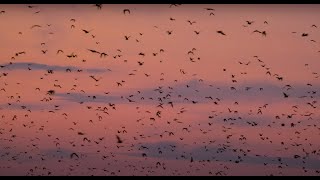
123, 141, 320, 170
54, 92, 121, 104
41, 148, 81, 159
0, 146, 86, 163
47, 78, 319, 108
0, 102, 53, 111
135, 79, 319, 102
0, 62, 107, 73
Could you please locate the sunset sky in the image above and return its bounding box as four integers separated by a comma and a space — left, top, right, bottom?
0, 4, 319, 176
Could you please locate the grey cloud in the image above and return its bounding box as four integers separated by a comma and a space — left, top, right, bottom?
54, 92, 121, 104
0, 102, 54, 111
48, 79, 319, 107
136, 79, 320, 102
0, 62, 107, 73
124, 141, 320, 170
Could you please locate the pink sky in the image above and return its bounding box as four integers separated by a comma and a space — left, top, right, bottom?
0, 4, 319, 176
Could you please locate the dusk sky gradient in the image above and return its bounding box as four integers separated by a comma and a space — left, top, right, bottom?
0, 4, 319, 176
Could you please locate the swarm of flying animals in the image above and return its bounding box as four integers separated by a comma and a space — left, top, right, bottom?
0, 4, 319, 176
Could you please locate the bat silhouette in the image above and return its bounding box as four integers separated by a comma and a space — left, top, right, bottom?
187, 20, 196, 25
124, 35, 130, 40
217, 31, 226, 36
31, 25, 41, 29
246, 21, 254, 25
82, 29, 93, 34
94, 4, 102, 10
116, 135, 123, 143
123, 9, 130, 14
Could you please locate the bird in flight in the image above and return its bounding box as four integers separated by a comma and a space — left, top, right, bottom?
28, 5, 37, 8
166, 31, 173, 35
246, 21, 254, 25
217, 31, 226, 36
169, 4, 181, 8
123, 9, 131, 14
253, 30, 261, 33
187, 20, 196, 25
82, 29, 93, 34
47, 90, 55, 95
261, 31, 267, 37
116, 135, 123, 143
100, 53, 108, 58
90, 75, 101, 82
94, 4, 102, 10
124, 35, 131, 40
70, 153, 79, 159
87, 49, 100, 54
31, 25, 41, 29
15, 51, 26, 56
